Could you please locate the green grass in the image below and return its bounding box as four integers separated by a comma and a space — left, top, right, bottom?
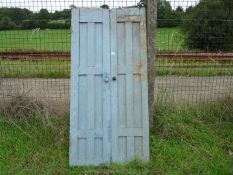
0, 98, 232, 174
0, 60, 70, 78
1, 59, 232, 78
152, 97, 233, 175
0, 28, 185, 52
156, 59, 233, 76
0, 29, 71, 52
157, 28, 187, 52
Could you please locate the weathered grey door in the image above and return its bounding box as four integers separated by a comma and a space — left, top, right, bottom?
110, 8, 149, 163
70, 7, 149, 166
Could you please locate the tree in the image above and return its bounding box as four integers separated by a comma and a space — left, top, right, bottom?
100, 4, 110, 9
37, 9, 50, 20
10, 8, 32, 25
185, 6, 194, 15
51, 9, 70, 21
157, 0, 174, 27
182, 0, 233, 51
140, 0, 180, 27
157, 0, 172, 19
0, 8, 32, 25
0, 16, 16, 30
0, 7, 72, 30
175, 6, 184, 13
170, 6, 184, 26
29, 9, 51, 29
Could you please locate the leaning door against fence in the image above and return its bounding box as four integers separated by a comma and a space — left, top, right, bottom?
111, 8, 150, 163
70, 8, 111, 166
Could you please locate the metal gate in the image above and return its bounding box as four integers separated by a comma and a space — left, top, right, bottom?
70, 7, 149, 166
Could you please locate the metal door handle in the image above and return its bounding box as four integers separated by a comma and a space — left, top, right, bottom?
112, 76, 117, 81
103, 73, 110, 83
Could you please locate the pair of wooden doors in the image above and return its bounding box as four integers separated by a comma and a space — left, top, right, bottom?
70, 7, 149, 166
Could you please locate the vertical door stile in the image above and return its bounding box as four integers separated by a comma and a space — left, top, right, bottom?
70, 8, 80, 166
102, 9, 111, 164
139, 8, 150, 162
110, 8, 118, 162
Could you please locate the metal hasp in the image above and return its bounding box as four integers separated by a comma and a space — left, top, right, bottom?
70, 7, 149, 166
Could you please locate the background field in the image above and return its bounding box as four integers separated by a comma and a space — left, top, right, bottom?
1, 59, 233, 78
0, 60, 70, 78
0, 29, 71, 52
0, 28, 185, 52
0, 28, 232, 78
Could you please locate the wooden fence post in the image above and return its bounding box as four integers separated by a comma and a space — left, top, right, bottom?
147, 0, 157, 129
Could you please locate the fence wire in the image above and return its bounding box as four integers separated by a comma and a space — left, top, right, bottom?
0, 0, 232, 106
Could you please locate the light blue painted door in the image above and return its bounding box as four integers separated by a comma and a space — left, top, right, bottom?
110, 8, 149, 163
70, 7, 149, 166
70, 8, 111, 166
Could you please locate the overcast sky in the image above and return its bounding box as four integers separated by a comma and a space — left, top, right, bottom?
0, 0, 199, 12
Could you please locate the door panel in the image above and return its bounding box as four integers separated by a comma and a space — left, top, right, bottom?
111, 8, 149, 163
70, 8, 111, 166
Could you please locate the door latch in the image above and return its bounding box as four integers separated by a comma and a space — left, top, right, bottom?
112, 76, 117, 81
103, 73, 110, 83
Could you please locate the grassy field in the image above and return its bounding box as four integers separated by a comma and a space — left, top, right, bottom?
1, 59, 233, 78
156, 59, 233, 77
0, 60, 70, 78
0, 29, 71, 52
0, 98, 232, 174
0, 28, 232, 78
156, 28, 187, 52
0, 28, 186, 52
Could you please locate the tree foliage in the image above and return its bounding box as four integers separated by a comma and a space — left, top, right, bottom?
0, 16, 16, 30
0, 8, 71, 30
100, 4, 110, 9
182, 0, 233, 51
158, 2, 184, 27
140, 0, 186, 27
0, 8, 32, 25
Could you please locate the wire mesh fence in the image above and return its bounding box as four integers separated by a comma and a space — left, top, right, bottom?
0, 0, 232, 107
155, 0, 233, 103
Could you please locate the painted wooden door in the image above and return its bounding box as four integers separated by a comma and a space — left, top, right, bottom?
70, 7, 149, 166
70, 8, 111, 166
110, 8, 149, 163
